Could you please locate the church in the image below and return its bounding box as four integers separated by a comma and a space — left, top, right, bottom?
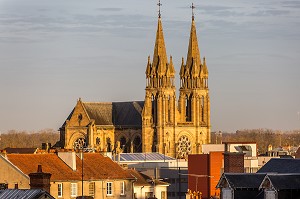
57, 5, 211, 158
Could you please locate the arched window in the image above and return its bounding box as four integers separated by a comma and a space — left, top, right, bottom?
96, 137, 100, 145
152, 129, 158, 152
119, 137, 127, 153
167, 95, 171, 123
133, 136, 142, 152
106, 137, 112, 152
185, 95, 192, 122
152, 94, 157, 125
201, 96, 204, 122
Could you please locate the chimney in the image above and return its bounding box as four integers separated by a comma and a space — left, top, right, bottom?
57, 151, 77, 171
223, 152, 245, 173
29, 165, 51, 193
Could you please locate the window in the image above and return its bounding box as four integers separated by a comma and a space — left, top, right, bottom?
89, 182, 95, 197
120, 181, 125, 195
58, 183, 63, 197
107, 182, 113, 195
0, 183, 8, 190
70, 183, 77, 197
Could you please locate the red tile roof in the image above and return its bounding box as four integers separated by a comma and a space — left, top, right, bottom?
76, 153, 134, 180
7, 153, 134, 181
127, 169, 150, 186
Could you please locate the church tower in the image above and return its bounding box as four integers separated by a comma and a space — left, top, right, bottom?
142, 3, 210, 158
142, 1, 177, 156
178, 4, 210, 155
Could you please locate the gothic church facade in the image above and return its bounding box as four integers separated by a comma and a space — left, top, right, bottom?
58, 12, 210, 158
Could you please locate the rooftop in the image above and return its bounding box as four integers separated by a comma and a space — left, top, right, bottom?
5, 153, 134, 181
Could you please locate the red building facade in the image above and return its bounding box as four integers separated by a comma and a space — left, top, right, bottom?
188, 152, 223, 199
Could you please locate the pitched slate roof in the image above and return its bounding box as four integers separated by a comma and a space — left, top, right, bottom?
7, 153, 134, 181
0, 189, 54, 199
112, 101, 144, 126
217, 173, 266, 189
83, 102, 113, 125
127, 169, 169, 186
79, 101, 144, 127
257, 158, 300, 173
264, 174, 300, 190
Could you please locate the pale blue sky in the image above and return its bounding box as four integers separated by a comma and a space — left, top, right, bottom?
0, 0, 299, 132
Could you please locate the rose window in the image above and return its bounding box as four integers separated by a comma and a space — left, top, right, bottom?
177, 135, 191, 158
73, 137, 87, 149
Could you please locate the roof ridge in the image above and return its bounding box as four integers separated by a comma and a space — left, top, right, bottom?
83, 102, 112, 104
82, 101, 144, 104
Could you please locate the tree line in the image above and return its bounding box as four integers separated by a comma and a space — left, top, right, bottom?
0, 129, 59, 150
211, 128, 300, 154
1, 128, 300, 155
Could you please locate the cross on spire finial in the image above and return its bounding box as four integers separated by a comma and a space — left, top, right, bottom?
191, 3, 195, 20
157, 0, 162, 18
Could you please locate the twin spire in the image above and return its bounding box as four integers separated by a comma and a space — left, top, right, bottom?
146, 2, 207, 88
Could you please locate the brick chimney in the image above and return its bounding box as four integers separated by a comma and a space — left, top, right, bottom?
223, 152, 245, 173
29, 165, 51, 193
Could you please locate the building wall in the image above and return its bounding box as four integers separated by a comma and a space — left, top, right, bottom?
209, 152, 222, 198
188, 154, 209, 198
202, 144, 224, 154
188, 152, 223, 199
0, 155, 134, 199
133, 185, 168, 199
225, 143, 257, 157
50, 180, 133, 199
128, 161, 188, 199
0, 155, 30, 189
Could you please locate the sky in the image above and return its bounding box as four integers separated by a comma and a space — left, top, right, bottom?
0, 0, 299, 133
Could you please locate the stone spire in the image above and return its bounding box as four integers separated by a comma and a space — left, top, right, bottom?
202, 56, 208, 77
152, 16, 168, 77
186, 13, 201, 77
146, 56, 151, 78
166, 55, 175, 77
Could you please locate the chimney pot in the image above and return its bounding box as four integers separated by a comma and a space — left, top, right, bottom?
37, 165, 43, 173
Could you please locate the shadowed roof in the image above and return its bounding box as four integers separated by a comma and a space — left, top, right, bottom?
7, 153, 134, 181
4, 147, 38, 154
80, 101, 144, 127
257, 158, 300, 173
264, 174, 300, 190
217, 173, 266, 189
112, 101, 144, 126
